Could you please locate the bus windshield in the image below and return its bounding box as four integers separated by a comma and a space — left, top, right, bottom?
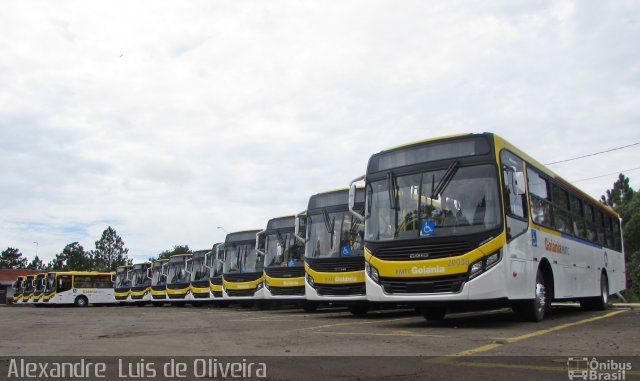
365, 164, 501, 241
35, 276, 45, 292
224, 243, 262, 274
24, 277, 34, 293
191, 255, 209, 282
305, 211, 364, 258
151, 264, 166, 287
265, 232, 304, 267
115, 271, 130, 289
131, 268, 150, 288
210, 251, 224, 278
45, 274, 55, 293
167, 261, 189, 284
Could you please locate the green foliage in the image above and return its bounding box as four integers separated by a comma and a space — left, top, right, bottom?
27, 255, 45, 270
602, 174, 640, 299
0, 247, 28, 269
49, 242, 93, 271
150, 245, 191, 262
92, 226, 131, 271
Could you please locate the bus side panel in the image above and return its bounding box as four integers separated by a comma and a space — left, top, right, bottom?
505, 231, 536, 300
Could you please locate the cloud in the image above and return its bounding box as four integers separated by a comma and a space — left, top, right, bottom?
0, 1, 639, 263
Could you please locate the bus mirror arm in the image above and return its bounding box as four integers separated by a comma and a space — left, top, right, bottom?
349, 175, 365, 221
146, 267, 152, 280
255, 230, 266, 256
294, 211, 306, 244
184, 258, 193, 275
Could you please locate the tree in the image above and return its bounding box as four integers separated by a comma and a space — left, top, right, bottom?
27, 255, 45, 270
601, 173, 635, 210
602, 174, 639, 298
92, 226, 130, 271
50, 242, 93, 271
0, 247, 28, 269
150, 245, 191, 261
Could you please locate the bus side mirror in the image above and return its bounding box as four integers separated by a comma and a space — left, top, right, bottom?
295, 213, 307, 244
349, 176, 365, 221
255, 231, 266, 255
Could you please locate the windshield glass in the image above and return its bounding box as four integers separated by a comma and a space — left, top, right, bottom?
15, 278, 24, 292
191, 256, 209, 282
131, 268, 150, 287
210, 251, 224, 278
24, 277, 34, 292
365, 164, 501, 241
35, 276, 45, 292
167, 260, 189, 284
115, 271, 130, 288
305, 211, 364, 258
151, 264, 166, 286
265, 232, 304, 267
223, 243, 262, 274
45, 274, 55, 293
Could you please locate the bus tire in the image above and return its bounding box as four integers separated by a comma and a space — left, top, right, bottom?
580, 272, 609, 311
421, 305, 446, 321
348, 302, 370, 316
518, 268, 547, 322
74, 296, 88, 307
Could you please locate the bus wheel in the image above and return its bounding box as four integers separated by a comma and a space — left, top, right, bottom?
518, 268, 547, 322
421, 305, 446, 321
74, 296, 88, 307
348, 302, 369, 316
581, 273, 609, 311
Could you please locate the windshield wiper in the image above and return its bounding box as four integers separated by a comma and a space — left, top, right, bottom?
431, 161, 460, 199
387, 172, 398, 209
322, 209, 335, 234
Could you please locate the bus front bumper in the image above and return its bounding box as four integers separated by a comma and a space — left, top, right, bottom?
304, 278, 367, 302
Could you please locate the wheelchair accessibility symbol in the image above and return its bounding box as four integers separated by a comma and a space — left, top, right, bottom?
421, 221, 435, 236
341, 246, 351, 256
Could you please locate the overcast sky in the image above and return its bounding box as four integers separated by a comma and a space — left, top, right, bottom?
1, 1, 639, 264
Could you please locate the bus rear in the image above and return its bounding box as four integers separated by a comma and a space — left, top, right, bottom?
303, 188, 369, 315
222, 230, 265, 303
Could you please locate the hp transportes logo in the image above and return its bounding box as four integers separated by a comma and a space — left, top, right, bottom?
567, 357, 632, 380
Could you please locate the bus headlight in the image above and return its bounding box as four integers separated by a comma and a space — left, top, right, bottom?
468, 250, 502, 280
365, 262, 380, 284
306, 274, 315, 288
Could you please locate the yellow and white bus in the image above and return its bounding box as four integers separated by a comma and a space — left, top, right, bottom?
222, 230, 265, 302
350, 133, 625, 321
209, 243, 225, 304
11, 276, 24, 303
21, 275, 36, 303
42, 271, 115, 306
127, 262, 152, 305
258, 216, 307, 306
114, 265, 132, 303
166, 254, 192, 304
187, 250, 215, 304
32, 273, 46, 304
150, 259, 169, 306
302, 188, 369, 315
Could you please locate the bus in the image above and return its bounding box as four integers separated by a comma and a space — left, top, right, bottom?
42, 271, 115, 306
222, 230, 264, 303
302, 188, 369, 315
150, 259, 169, 306
187, 249, 214, 304
11, 276, 24, 303
127, 262, 152, 306
166, 254, 192, 304
32, 273, 46, 304
22, 275, 36, 303
349, 132, 625, 321
209, 243, 225, 304
114, 265, 132, 303
258, 216, 307, 307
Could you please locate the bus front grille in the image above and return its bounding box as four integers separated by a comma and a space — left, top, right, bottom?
306, 257, 365, 272
265, 267, 305, 278
226, 289, 255, 297
269, 286, 305, 296
315, 283, 366, 296
372, 242, 473, 261
379, 274, 466, 294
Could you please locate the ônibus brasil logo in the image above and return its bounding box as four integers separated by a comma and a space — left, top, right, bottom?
567, 357, 632, 380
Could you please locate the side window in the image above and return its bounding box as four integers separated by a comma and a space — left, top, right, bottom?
527, 168, 552, 226
595, 210, 605, 245
551, 184, 572, 234
58, 276, 72, 292
583, 203, 597, 242
500, 151, 527, 219
612, 217, 622, 251
570, 196, 587, 240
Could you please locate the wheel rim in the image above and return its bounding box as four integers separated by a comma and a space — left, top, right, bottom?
535, 273, 546, 317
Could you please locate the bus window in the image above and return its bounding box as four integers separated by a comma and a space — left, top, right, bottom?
527, 168, 552, 227
551, 184, 572, 234
58, 276, 72, 293
570, 196, 587, 240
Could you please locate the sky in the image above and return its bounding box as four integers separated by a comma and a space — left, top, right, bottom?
1, 1, 639, 264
